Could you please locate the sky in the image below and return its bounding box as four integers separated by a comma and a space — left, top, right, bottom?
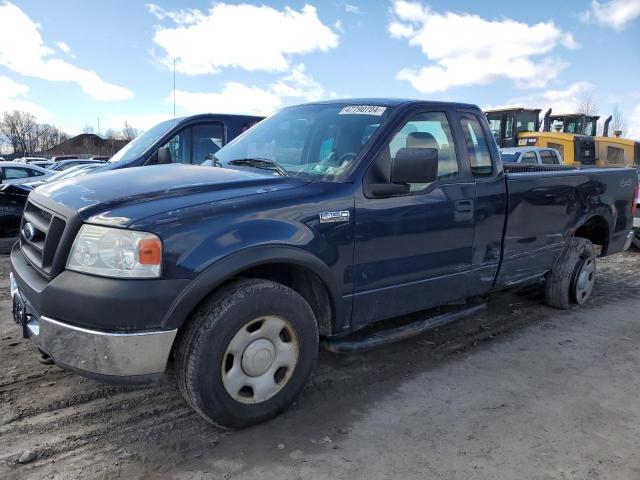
0, 0, 639, 138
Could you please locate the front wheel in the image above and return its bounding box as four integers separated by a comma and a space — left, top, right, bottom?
545, 237, 596, 309
632, 232, 640, 249
175, 279, 319, 429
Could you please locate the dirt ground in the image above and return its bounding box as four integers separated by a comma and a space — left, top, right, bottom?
2, 251, 640, 479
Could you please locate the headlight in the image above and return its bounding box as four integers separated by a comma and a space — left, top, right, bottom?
67, 225, 162, 278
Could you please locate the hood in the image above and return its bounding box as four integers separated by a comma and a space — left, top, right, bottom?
34, 164, 308, 227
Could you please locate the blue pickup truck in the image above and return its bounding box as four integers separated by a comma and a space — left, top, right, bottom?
10, 99, 636, 428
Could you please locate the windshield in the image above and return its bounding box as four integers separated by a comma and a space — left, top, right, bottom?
516, 111, 538, 133
501, 152, 520, 163
214, 104, 395, 181
108, 118, 174, 164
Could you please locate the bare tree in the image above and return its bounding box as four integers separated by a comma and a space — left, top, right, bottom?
0, 111, 37, 155
0, 110, 69, 154
122, 121, 139, 141
576, 90, 598, 116
611, 104, 626, 134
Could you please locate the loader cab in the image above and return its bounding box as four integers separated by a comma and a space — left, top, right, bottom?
485, 108, 541, 148
546, 114, 599, 137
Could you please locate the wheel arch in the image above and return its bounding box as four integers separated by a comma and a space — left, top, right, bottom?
162, 245, 343, 336
574, 213, 610, 255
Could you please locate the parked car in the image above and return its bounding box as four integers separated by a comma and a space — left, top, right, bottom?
15, 156, 49, 164
90, 155, 110, 161
48, 159, 104, 172
0, 164, 102, 254
10, 99, 636, 429
29, 160, 54, 169
51, 155, 79, 161
500, 147, 563, 165
0, 183, 29, 253
0, 161, 53, 185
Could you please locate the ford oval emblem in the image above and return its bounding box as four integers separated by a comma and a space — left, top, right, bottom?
22, 222, 35, 242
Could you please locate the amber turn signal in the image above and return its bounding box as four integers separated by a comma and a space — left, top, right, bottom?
138, 237, 162, 265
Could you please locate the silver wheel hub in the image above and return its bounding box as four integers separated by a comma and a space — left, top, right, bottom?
241, 339, 276, 376
222, 316, 299, 404
575, 257, 595, 303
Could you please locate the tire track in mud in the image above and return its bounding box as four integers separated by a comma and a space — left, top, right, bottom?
2, 252, 640, 478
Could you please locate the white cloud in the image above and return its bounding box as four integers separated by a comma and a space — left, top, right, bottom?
389, 0, 578, 93
55, 41, 71, 54
147, 3, 339, 75
344, 4, 362, 14
170, 64, 339, 116
0, 75, 52, 119
628, 104, 640, 140
0, 2, 132, 101
582, 0, 640, 30
503, 81, 595, 114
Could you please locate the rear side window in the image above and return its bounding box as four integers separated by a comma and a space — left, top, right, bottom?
3, 167, 30, 179
540, 150, 557, 164
460, 113, 493, 176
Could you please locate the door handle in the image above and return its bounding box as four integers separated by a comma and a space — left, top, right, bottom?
454, 199, 474, 212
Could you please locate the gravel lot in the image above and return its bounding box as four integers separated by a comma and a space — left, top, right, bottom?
2, 251, 640, 479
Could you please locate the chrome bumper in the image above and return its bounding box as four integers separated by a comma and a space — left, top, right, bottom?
11, 274, 177, 380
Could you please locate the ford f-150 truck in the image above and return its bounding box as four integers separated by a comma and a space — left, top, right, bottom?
9, 99, 637, 428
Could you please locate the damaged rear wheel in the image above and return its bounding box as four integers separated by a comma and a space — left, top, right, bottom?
545, 237, 596, 309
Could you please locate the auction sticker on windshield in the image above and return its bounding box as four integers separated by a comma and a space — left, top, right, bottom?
339, 105, 387, 116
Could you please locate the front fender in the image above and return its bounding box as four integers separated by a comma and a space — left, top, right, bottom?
160, 244, 347, 331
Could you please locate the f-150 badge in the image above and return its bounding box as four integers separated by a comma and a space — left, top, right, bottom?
319, 211, 350, 223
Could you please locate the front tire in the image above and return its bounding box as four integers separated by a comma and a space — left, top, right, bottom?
545, 237, 596, 309
175, 279, 319, 429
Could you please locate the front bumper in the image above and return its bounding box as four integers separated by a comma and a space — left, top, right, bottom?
9, 240, 184, 382
10, 274, 177, 381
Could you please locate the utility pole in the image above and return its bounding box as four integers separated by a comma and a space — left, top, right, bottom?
173, 58, 176, 123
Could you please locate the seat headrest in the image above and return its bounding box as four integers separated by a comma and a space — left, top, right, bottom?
406, 132, 439, 149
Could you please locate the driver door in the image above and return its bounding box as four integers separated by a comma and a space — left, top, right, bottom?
352, 109, 475, 327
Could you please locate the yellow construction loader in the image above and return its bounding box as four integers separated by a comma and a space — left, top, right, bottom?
485, 108, 597, 165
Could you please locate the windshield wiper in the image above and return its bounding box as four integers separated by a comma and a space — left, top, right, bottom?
228, 158, 289, 177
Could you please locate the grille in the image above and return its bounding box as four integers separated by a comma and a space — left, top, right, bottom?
20, 200, 66, 278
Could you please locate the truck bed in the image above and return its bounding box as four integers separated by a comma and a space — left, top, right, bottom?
495, 165, 635, 288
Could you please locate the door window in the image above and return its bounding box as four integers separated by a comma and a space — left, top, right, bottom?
460, 113, 493, 176
193, 124, 224, 165
28, 168, 45, 176
521, 152, 538, 164
504, 114, 514, 139
161, 127, 192, 164
384, 111, 458, 193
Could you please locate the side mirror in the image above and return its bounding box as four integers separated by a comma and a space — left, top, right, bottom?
157, 147, 173, 165
390, 147, 438, 184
